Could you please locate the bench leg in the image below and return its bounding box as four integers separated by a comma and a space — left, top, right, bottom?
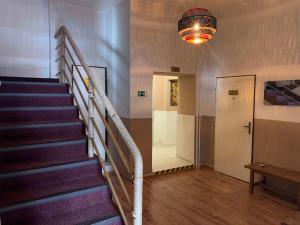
249, 170, 254, 194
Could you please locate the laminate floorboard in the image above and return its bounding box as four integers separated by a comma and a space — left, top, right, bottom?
117, 167, 296, 225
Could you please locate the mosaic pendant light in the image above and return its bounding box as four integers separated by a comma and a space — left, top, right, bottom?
178, 8, 217, 44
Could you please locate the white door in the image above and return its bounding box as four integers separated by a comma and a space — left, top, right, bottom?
214, 76, 255, 182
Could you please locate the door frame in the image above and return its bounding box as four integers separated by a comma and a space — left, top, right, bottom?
152, 71, 198, 170
215, 74, 257, 170
72, 65, 108, 159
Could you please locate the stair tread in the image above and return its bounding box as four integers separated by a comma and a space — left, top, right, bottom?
0, 158, 90, 175
0, 119, 81, 127
0, 136, 87, 148
1, 188, 120, 225
0, 120, 86, 147
0, 118, 82, 127
0, 162, 105, 208
0, 82, 69, 94
0, 94, 73, 107
0, 106, 77, 111
0, 81, 66, 86
0, 76, 59, 83
0, 138, 86, 152
0, 93, 71, 96
0, 139, 88, 174
0, 106, 79, 125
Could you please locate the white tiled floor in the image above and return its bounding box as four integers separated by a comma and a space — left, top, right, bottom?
152, 145, 193, 172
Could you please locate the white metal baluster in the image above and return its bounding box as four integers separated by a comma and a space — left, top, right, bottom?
88, 80, 95, 158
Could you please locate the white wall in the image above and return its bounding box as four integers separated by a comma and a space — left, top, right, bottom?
153, 111, 177, 146
110, 0, 131, 117
0, 0, 50, 78
49, 1, 111, 76
49, 0, 130, 117
199, 0, 300, 123
177, 114, 195, 162
0, 0, 130, 103
152, 75, 178, 146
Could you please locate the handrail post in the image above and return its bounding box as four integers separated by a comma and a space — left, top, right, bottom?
59, 33, 66, 83
88, 79, 95, 158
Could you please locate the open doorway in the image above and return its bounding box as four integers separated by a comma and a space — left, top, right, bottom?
152, 72, 196, 173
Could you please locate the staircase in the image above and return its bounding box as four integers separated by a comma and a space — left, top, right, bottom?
0, 76, 123, 225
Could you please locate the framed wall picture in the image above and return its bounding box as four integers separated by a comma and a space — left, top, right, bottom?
264, 80, 300, 106
170, 79, 178, 106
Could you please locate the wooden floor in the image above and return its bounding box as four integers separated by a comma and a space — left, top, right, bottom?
123, 167, 296, 225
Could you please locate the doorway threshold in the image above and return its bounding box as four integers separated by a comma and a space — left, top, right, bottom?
154, 164, 195, 176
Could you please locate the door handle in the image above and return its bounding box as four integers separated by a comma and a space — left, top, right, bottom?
242, 122, 252, 134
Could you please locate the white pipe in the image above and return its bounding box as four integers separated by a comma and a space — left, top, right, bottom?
55, 26, 143, 225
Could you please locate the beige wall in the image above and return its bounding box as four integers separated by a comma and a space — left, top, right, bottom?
153, 75, 178, 112
130, 0, 200, 119
199, 0, 300, 123
199, 0, 300, 171
178, 75, 196, 115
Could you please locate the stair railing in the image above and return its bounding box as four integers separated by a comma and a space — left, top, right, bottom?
54, 26, 143, 225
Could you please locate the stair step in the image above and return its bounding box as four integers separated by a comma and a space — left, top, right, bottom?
0, 76, 59, 83
0, 186, 120, 225
0, 81, 69, 94
0, 93, 73, 107
0, 122, 86, 147
0, 106, 79, 124
0, 160, 104, 209
0, 77, 122, 224
0, 139, 88, 174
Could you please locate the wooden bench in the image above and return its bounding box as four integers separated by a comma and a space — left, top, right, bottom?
245, 162, 300, 210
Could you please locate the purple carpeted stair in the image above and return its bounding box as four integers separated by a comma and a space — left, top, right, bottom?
0, 76, 123, 225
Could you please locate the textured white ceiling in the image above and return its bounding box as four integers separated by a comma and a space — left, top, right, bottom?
52, 0, 292, 18
134, 0, 289, 19
51, 0, 124, 11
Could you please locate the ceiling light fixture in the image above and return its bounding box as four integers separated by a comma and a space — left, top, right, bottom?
178, 8, 217, 45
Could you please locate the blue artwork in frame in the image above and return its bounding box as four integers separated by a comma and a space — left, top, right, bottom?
264, 80, 300, 106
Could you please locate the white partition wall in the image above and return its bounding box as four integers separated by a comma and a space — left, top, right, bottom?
73, 66, 107, 160
152, 76, 178, 147
177, 114, 195, 162
176, 75, 196, 163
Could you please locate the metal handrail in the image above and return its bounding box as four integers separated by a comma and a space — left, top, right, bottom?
54, 26, 143, 225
